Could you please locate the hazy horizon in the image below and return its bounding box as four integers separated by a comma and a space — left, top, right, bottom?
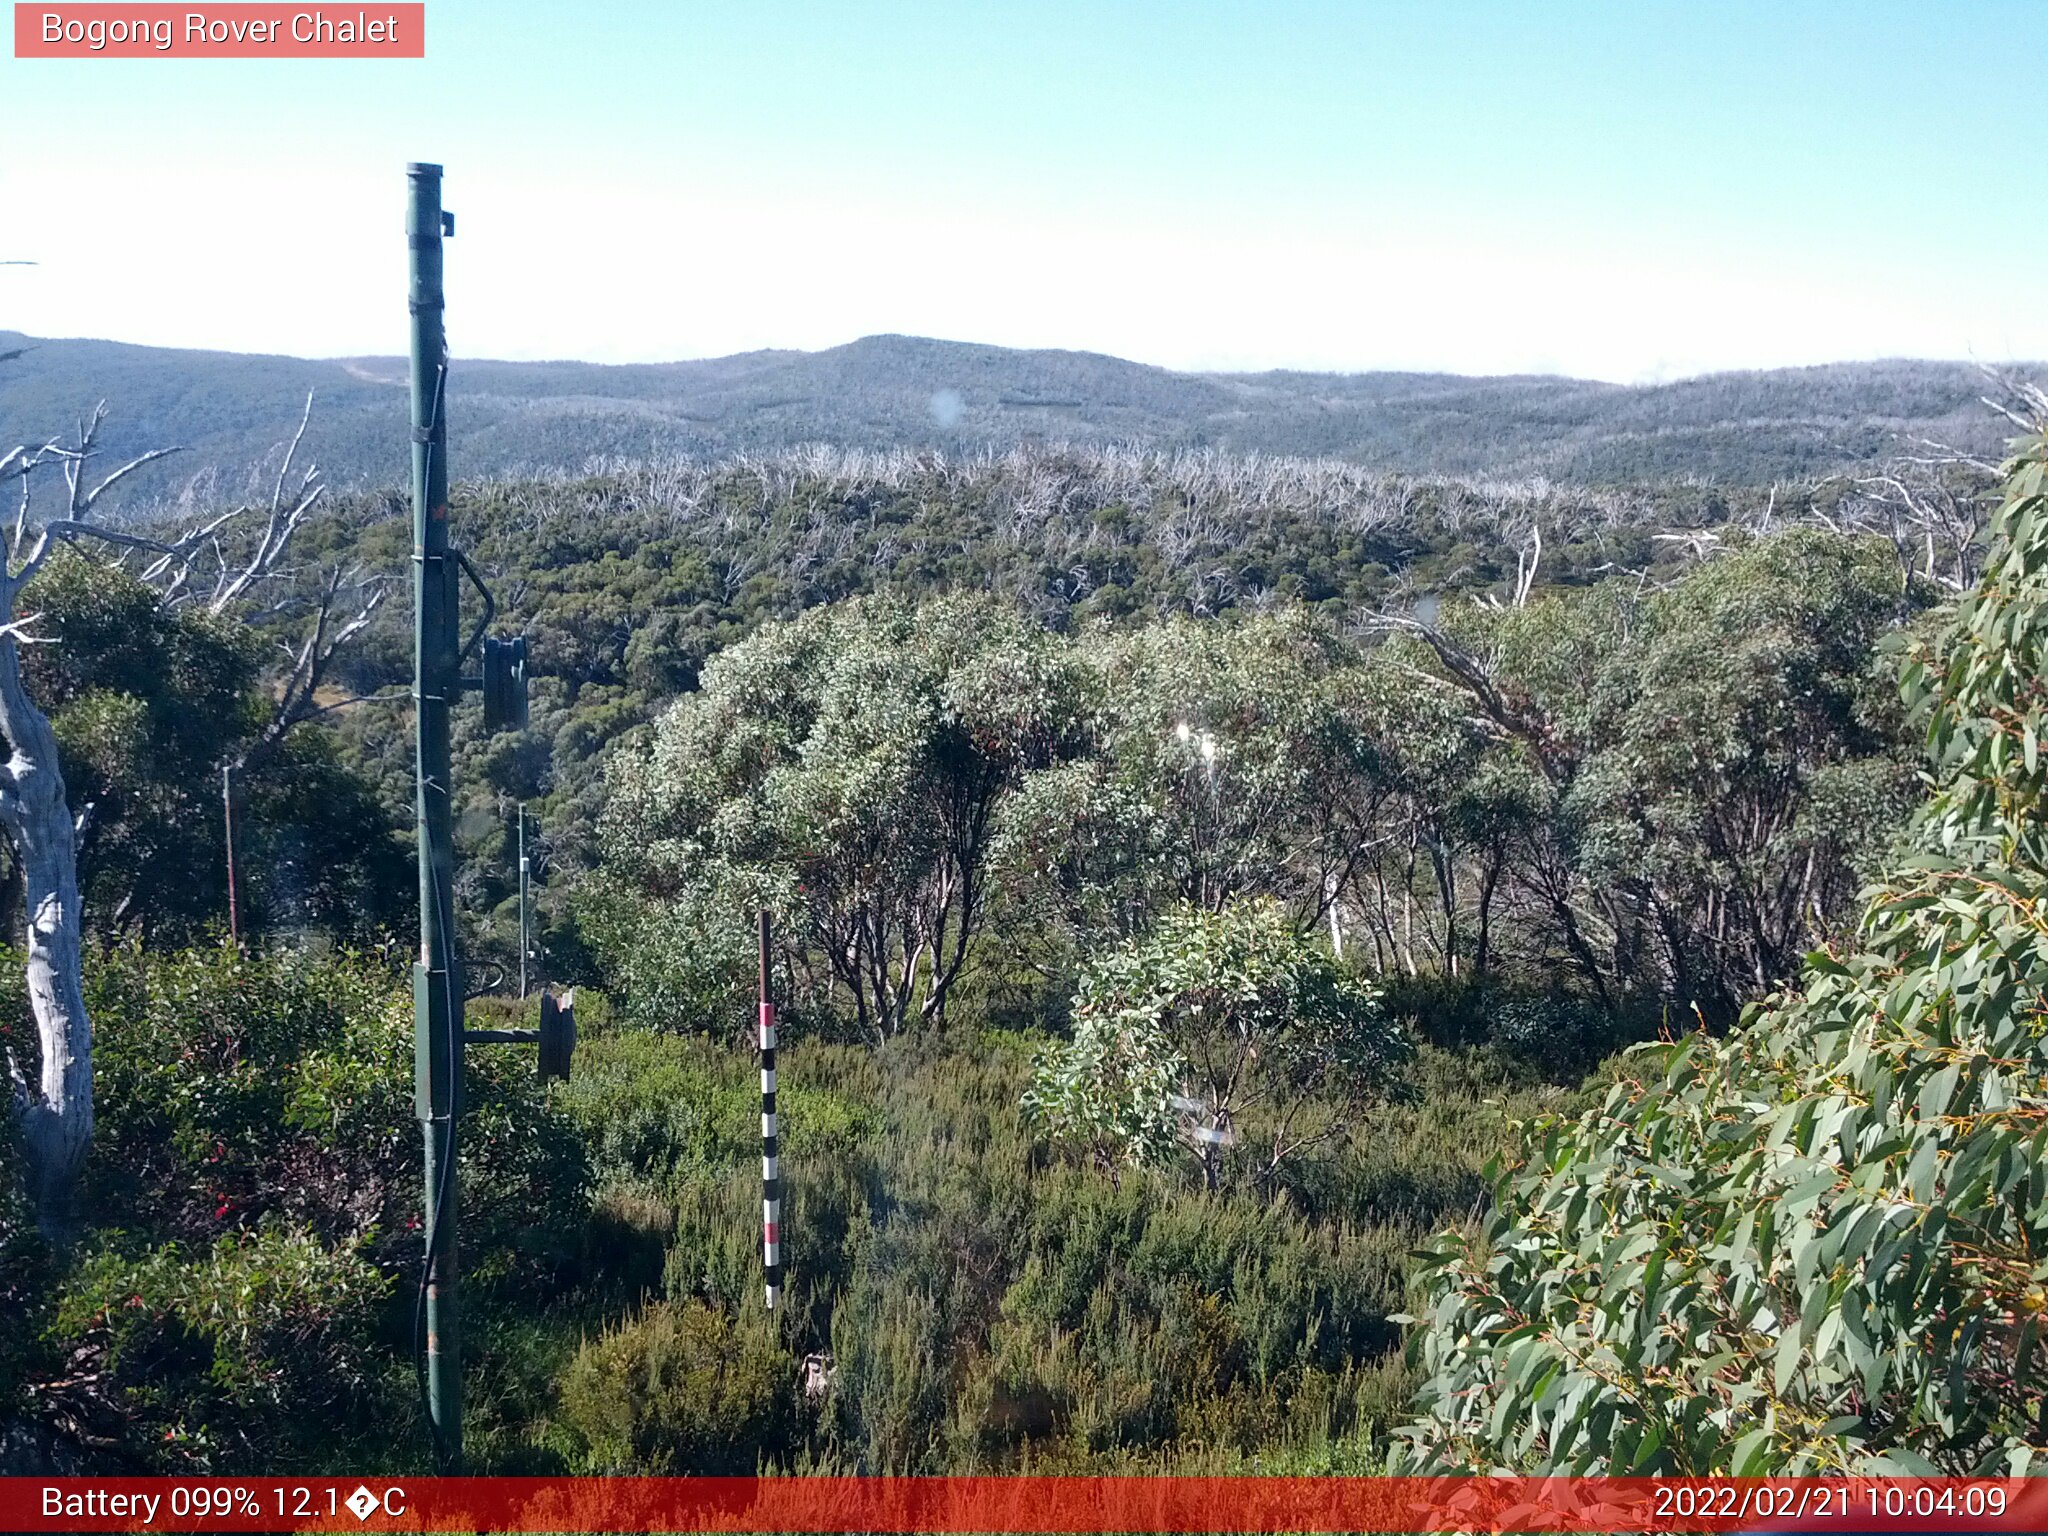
5, 324, 2036, 392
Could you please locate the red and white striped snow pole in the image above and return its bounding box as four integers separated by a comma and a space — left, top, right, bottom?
758, 909, 781, 1311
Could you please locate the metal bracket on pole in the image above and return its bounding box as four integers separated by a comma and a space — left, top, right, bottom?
453, 547, 495, 665
463, 990, 574, 1081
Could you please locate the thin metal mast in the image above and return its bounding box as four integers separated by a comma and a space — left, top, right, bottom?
408, 160, 463, 1470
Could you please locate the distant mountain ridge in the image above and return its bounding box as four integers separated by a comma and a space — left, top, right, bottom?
0, 329, 2027, 495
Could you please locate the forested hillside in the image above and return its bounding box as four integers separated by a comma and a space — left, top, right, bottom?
292, 440, 1976, 989
0, 329, 2025, 494
0, 383, 2037, 1477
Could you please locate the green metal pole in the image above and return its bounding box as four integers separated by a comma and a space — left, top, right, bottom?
408, 160, 463, 1470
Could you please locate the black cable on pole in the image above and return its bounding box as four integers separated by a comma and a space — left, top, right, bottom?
408, 861, 463, 1469
410, 339, 461, 1472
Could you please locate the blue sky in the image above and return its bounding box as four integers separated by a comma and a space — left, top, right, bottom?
0, 1, 2037, 380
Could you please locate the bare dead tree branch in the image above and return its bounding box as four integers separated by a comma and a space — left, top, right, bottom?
1366, 611, 1570, 788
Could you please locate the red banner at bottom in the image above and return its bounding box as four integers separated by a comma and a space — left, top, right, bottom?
8, 1476, 2048, 1533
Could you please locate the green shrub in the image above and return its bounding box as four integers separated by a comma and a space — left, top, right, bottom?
8, 943, 594, 1472
559, 1299, 794, 1472
1025, 899, 1408, 1191
1490, 994, 1623, 1080
1377, 971, 1653, 1079
47, 1224, 395, 1471
570, 874, 752, 1036
86, 942, 415, 1242
577, 1181, 674, 1306
557, 1030, 881, 1191
84, 942, 590, 1293
806, 1040, 1420, 1471
1299, 1045, 1565, 1230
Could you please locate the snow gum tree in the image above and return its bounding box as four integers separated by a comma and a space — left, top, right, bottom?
1, 400, 369, 1236
1395, 418, 2048, 1474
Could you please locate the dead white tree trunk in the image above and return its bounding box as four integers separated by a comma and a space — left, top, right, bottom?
1513, 519, 1542, 607
0, 577, 89, 1234
0, 422, 177, 1237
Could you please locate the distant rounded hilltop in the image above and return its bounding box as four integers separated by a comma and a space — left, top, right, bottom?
0, 329, 2030, 495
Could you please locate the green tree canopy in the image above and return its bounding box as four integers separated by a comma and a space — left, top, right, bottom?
589, 593, 1097, 1038
13, 553, 407, 944
1427, 530, 1916, 1009
1396, 434, 2048, 1474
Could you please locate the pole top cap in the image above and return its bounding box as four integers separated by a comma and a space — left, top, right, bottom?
407, 161, 444, 177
